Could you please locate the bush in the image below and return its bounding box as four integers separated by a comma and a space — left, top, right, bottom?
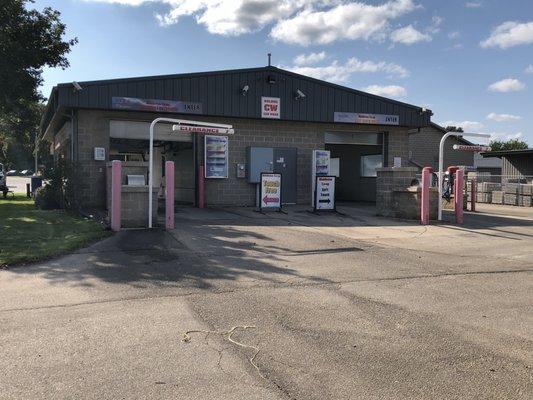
41, 158, 81, 210
34, 185, 60, 210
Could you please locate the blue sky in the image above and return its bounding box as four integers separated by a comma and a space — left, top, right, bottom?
34, 0, 533, 144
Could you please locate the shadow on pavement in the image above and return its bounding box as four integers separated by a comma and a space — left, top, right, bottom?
7, 225, 335, 290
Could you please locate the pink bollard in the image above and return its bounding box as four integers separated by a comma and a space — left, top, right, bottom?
420, 167, 433, 225
198, 165, 205, 209
454, 169, 464, 224
471, 177, 477, 212
165, 161, 175, 230
110, 160, 122, 232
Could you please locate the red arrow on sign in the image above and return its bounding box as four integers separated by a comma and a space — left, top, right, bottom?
263, 195, 279, 204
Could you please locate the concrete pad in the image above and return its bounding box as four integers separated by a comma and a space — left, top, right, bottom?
1, 202, 531, 399
0, 296, 283, 400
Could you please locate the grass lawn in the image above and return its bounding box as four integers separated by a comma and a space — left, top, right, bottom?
0, 195, 112, 267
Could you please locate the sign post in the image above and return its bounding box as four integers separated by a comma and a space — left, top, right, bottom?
314, 176, 336, 211
260, 172, 282, 212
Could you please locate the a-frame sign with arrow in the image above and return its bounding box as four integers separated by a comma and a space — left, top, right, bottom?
314, 176, 336, 211
260, 172, 282, 212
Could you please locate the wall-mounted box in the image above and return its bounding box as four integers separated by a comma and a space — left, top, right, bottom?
236, 163, 246, 178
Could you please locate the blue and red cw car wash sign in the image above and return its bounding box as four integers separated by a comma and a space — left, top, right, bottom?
261, 97, 280, 119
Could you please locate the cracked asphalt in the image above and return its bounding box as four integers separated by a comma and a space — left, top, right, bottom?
0, 203, 532, 399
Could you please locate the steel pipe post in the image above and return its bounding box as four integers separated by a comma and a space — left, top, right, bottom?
454, 169, 464, 224
165, 161, 175, 230
111, 160, 122, 232
198, 165, 205, 209
420, 167, 432, 225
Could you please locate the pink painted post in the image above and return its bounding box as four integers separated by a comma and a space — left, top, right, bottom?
471, 177, 477, 212
454, 169, 464, 224
198, 165, 205, 209
165, 161, 175, 230
420, 167, 433, 225
110, 160, 122, 232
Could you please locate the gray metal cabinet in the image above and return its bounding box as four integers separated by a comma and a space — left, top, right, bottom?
247, 146, 297, 204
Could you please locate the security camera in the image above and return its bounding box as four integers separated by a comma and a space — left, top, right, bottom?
421, 107, 427, 113
72, 81, 83, 92
241, 85, 249, 95
295, 89, 306, 99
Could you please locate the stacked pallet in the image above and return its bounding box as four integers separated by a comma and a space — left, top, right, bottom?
476, 182, 501, 203
501, 183, 533, 206
517, 184, 532, 207
504, 183, 518, 206
491, 190, 503, 204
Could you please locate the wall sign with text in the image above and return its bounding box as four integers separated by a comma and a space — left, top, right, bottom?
334, 112, 399, 126
261, 97, 280, 119
204, 135, 228, 178
112, 97, 202, 114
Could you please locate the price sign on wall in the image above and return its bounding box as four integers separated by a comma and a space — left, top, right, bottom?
315, 176, 336, 211
260, 173, 282, 210
204, 135, 228, 178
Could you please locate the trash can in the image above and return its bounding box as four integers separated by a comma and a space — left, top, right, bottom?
31, 176, 43, 194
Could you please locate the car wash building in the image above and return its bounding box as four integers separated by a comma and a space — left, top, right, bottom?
41, 66, 432, 211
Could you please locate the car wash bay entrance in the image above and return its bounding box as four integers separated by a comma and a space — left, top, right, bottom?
325, 132, 384, 202
109, 120, 196, 205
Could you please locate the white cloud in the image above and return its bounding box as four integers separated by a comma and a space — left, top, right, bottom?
480, 21, 533, 49
390, 25, 432, 45
464, 1, 482, 8
441, 120, 484, 132
485, 131, 524, 141
270, 0, 418, 45
487, 112, 522, 122
525, 65, 533, 74
84, 0, 424, 45
427, 16, 443, 35
448, 31, 460, 39
87, 0, 309, 34
293, 51, 326, 66
363, 85, 407, 98
282, 57, 409, 83
487, 78, 526, 92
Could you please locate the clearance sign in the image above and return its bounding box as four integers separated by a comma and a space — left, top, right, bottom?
261, 97, 280, 119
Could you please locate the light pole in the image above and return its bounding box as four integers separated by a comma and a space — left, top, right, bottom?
438, 132, 491, 221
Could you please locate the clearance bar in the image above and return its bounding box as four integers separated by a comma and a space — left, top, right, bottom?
173, 125, 234, 135
453, 144, 492, 152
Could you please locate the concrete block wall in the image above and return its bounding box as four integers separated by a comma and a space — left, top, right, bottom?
376, 167, 419, 217
59, 109, 413, 209
409, 126, 474, 170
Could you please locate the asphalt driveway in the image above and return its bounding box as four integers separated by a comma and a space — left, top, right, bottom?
1, 205, 532, 399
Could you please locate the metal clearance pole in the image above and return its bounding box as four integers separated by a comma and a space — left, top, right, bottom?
438, 132, 491, 221
148, 117, 234, 228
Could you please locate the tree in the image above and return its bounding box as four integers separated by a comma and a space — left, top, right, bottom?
0, 0, 76, 169
445, 126, 464, 133
0, 0, 77, 117
489, 139, 529, 151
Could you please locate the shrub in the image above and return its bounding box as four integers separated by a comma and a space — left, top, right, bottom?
41, 158, 81, 210
34, 185, 60, 210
